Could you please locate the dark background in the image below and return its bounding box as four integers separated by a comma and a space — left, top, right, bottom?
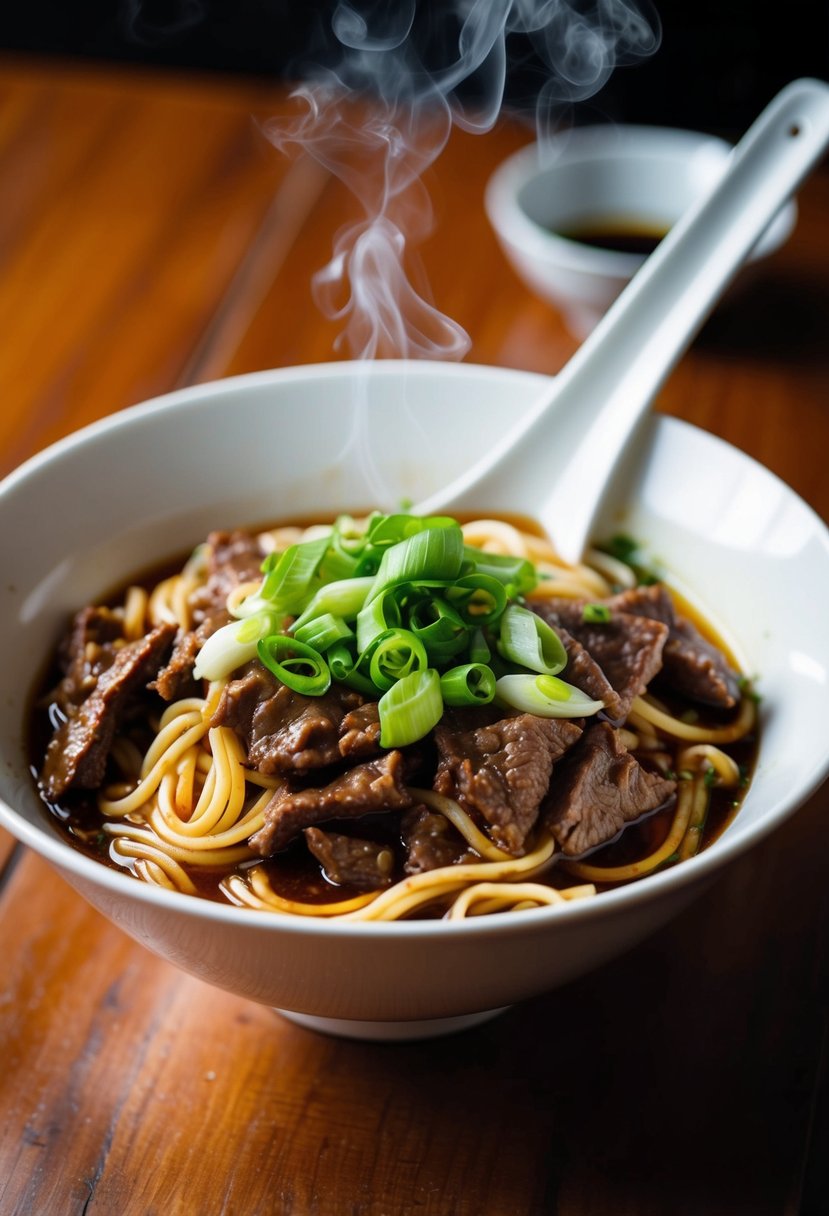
0, 1, 827, 139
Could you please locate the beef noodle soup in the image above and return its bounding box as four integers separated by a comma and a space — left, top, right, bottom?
31, 513, 757, 920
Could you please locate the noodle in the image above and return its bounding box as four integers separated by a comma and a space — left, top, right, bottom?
446, 880, 597, 919
564, 781, 696, 884
39, 516, 754, 921
461, 520, 613, 599
563, 736, 744, 883
407, 787, 513, 861
628, 693, 756, 744
221, 833, 561, 922
122, 586, 149, 641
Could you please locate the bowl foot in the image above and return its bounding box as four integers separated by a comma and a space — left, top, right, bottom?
274, 1006, 510, 1041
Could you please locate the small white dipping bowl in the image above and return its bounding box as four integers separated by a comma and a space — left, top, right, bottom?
486, 125, 798, 337
1, 361, 827, 1040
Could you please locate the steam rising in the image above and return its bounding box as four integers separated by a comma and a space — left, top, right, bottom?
264, 0, 659, 360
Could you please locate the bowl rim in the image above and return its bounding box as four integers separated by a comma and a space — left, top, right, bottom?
2, 359, 827, 941
485, 124, 798, 275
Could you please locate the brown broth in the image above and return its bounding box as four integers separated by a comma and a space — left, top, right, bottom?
28, 523, 758, 914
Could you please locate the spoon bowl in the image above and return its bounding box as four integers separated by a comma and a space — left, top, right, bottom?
417, 78, 829, 564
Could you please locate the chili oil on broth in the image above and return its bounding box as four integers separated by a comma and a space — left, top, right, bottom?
28, 513, 758, 918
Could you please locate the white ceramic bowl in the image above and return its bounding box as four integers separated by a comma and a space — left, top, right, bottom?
1, 361, 827, 1041
486, 125, 798, 337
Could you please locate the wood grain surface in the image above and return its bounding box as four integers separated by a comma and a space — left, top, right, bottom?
0, 57, 827, 1216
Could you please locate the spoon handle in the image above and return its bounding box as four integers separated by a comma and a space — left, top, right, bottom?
418, 78, 829, 562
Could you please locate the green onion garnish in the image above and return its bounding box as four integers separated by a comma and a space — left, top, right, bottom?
447, 573, 507, 626
201, 512, 614, 745
378, 668, 444, 748
367, 629, 428, 692
257, 636, 331, 696
582, 603, 612, 624
326, 641, 376, 695
498, 604, 567, 675
367, 513, 458, 547
462, 546, 538, 597
259, 535, 330, 610
290, 577, 374, 633
440, 663, 496, 706
495, 673, 603, 718
293, 613, 354, 652
193, 610, 277, 681
356, 587, 403, 653
407, 596, 467, 662
366, 524, 464, 604
468, 627, 491, 665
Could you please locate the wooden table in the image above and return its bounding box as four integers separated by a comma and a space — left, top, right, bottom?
1, 58, 827, 1215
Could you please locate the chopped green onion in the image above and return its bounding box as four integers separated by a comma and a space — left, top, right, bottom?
209, 513, 597, 718
447, 573, 507, 626
440, 663, 496, 706
356, 587, 403, 653
317, 515, 370, 581
469, 627, 491, 664
498, 604, 567, 675
495, 673, 603, 718
259, 535, 330, 610
462, 546, 538, 597
367, 629, 429, 692
290, 577, 374, 633
407, 596, 468, 662
597, 534, 662, 585
318, 547, 360, 583
353, 550, 382, 577
257, 635, 331, 696
332, 514, 371, 555
367, 513, 458, 547
601, 534, 639, 563
366, 524, 464, 604
293, 613, 353, 652
378, 668, 443, 748
327, 641, 376, 695
582, 603, 612, 624
536, 674, 573, 700
193, 610, 277, 681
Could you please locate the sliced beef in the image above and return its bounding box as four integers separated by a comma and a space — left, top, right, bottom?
249, 750, 413, 856
532, 599, 668, 721
151, 628, 201, 701
440, 703, 511, 733
212, 664, 366, 774
433, 714, 582, 856
304, 827, 395, 889
402, 805, 471, 874
609, 586, 740, 709
609, 585, 674, 627
41, 622, 177, 801
152, 605, 234, 702
553, 622, 622, 717
544, 721, 676, 856
191, 529, 265, 625
155, 530, 267, 698
52, 605, 126, 714
339, 701, 382, 760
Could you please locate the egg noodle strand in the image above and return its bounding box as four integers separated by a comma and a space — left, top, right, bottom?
90, 518, 751, 917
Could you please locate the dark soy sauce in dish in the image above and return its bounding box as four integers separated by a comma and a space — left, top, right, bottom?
555, 219, 669, 257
